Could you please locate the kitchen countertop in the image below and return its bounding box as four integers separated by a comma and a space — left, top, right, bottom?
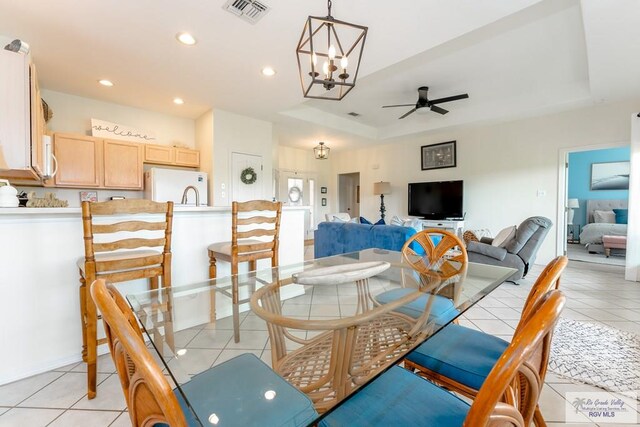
0, 205, 310, 215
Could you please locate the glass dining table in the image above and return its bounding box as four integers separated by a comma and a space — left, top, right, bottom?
126, 248, 516, 427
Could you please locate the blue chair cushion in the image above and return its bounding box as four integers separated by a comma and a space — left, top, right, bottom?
405, 323, 509, 391
156, 353, 318, 427
375, 288, 459, 324
319, 365, 469, 427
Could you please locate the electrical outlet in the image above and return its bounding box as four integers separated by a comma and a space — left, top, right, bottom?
221, 183, 226, 190
221, 191, 226, 198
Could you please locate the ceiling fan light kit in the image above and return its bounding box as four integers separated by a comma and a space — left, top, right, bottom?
296, 0, 368, 101
382, 86, 469, 119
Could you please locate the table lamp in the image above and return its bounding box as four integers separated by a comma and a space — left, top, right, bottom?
567, 198, 579, 225
373, 181, 391, 222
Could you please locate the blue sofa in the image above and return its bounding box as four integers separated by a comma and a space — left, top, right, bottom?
314, 221, 417, 258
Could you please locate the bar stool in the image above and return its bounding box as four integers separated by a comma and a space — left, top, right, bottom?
78, 199, 173, 399
208, 200, 281, 341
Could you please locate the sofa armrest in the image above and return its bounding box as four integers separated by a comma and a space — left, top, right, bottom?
467, 241, 507, 261
479, 237, 494, 245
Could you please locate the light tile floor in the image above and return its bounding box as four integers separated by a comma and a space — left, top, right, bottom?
1, 258, 639, 426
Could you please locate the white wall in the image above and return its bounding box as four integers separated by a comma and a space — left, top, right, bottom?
330, 98, 640, 265
210, 109, 273, 206
42, 90, 195, 147
627, 114, 640, 281
195, 110, 214, 204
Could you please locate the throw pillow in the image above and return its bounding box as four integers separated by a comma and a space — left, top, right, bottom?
374, 218, 386, 225
390, 215, 403, 226
389, 215, 423, 232
593, 210, 616, 224
613, 208, 628, 225
360, 216, 372, 225
492, 225, 516, 248
333, 215, 359, 223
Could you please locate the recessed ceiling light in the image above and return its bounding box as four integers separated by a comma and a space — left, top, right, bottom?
261, 67, 276, 77
173, 98, 185, 105
176, 32, 197, 46
98, 79, 114, 87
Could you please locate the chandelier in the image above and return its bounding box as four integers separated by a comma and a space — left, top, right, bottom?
314, 142, 330, 159
296, 0, 368, 101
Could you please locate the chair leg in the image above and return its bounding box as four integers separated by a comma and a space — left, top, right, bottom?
79, 274, 88, 363
533, 404, 546, 427
232, 262, 240, 343
85, 276, 98, 399
160, 275, 176, 353
209, 254, 217, 322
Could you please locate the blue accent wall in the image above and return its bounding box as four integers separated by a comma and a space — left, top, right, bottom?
568, 147, 630, 227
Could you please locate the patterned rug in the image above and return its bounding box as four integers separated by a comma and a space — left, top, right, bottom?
549, 317, 640, 395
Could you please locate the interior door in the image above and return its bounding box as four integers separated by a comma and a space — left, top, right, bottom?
231, 152, 263, 202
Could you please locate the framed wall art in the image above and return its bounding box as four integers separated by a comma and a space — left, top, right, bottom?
421, 141, 456, 171
590, 161, 630, 190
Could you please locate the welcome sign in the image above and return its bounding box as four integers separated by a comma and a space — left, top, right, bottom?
90, 119, 156, 143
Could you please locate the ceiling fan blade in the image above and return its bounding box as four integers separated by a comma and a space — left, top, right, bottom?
429, 94, 469, 105
399, 108, 417, 119
382, 104, 415, 108
430, 105, 449, 115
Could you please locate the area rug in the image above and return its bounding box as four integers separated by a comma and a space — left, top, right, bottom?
549, 317, 640, 395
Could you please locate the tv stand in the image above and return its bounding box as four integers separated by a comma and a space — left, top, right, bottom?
414, 219, 465, 238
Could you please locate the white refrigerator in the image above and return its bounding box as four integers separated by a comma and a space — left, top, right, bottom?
144, 168, 208, 206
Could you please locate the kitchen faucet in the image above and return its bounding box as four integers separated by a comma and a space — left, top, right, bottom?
181, 185, 200, 206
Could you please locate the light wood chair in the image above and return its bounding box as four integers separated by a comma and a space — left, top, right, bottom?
318, 290, 566, 427
208, 200, 281, 341
91, 279, 188, 426
404, 255, 568, 426
92, 279, 319, 427
78, 199, 173, 399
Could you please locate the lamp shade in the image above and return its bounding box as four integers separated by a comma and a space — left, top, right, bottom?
567, 198, 579, 209
373, 181, 391, 195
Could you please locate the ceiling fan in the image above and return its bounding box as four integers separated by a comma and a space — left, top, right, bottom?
382, 86, 469, 119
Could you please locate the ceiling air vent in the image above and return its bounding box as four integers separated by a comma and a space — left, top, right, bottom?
223, 0, 271, 24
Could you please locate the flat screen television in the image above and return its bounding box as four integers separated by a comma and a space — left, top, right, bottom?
408, 180, 463, 220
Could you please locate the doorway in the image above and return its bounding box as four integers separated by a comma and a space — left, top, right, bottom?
231, 152, 263, 202
338, 172, 360, 219
277, 170, 317, 240
559, 145, 630, 267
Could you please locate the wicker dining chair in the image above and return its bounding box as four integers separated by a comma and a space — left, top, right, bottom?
375, 229, 468, 323
250, 261, 436, 413
404, 255, 568, 426
78, 198, 174, 399
318, 290, 566, 427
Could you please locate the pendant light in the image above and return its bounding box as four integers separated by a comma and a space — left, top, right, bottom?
296, 0, 368, 101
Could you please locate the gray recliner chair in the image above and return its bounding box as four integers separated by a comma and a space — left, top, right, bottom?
466, 216, 552, 282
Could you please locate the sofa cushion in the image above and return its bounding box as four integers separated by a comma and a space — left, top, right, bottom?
405, 323, 509, 391
315, 222, 417, 258
467, 241, 507, 261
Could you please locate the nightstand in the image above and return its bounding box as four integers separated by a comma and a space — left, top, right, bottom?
567, 224, 581, 244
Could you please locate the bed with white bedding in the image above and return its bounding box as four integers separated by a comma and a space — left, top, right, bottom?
579, 199, 628, 253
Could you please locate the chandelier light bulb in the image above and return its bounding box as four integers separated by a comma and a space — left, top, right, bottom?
311, 52, 318, 66
328, 45, 336, 60
322, 61, 330, 77
340, 56, 348, 69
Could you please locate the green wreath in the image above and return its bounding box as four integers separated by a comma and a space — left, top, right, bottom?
240, 167, 257, 185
